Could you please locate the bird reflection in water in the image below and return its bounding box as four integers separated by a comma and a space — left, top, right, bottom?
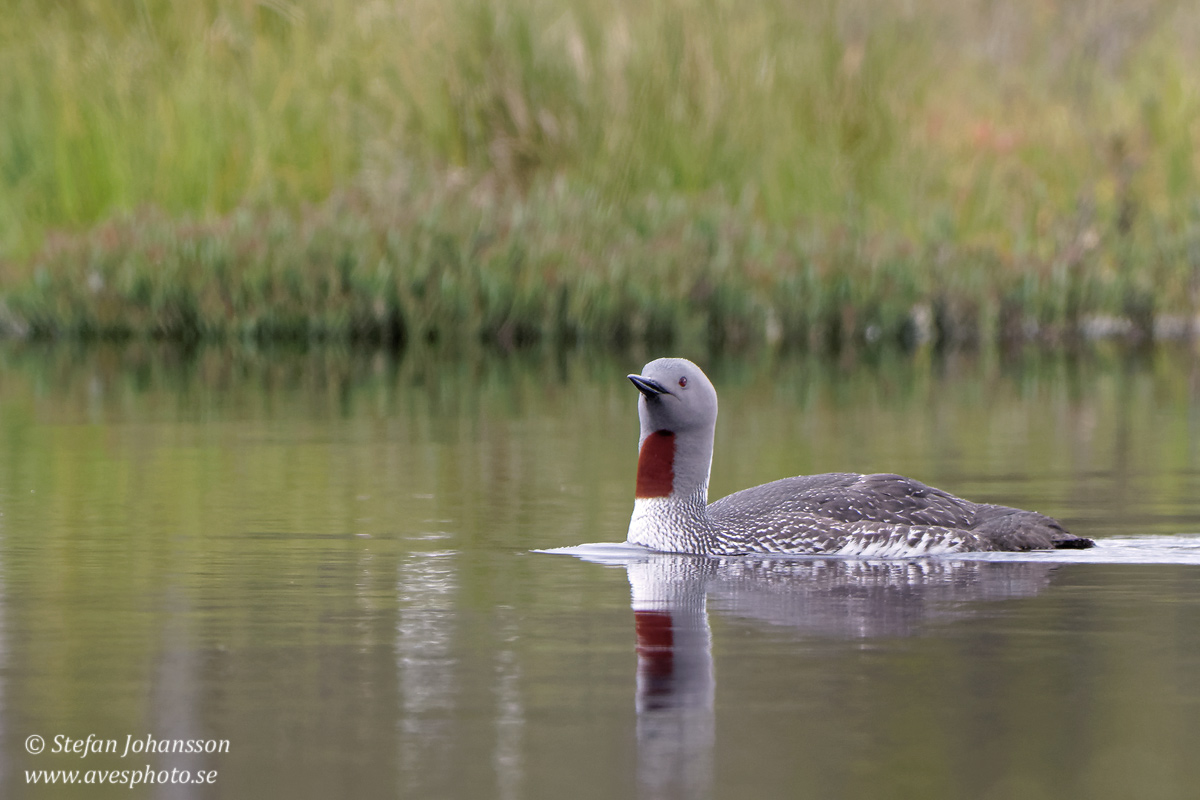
630, 557, 718, 800
592, 553, 1061, 800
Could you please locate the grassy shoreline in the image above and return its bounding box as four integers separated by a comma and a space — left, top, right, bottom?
2, 171, 1197, 352
2, 0, 1199, 350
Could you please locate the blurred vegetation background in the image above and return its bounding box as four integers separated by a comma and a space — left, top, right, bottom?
1, 0, 1198, 349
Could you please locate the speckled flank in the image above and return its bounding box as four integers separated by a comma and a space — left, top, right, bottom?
625, 358, 1094, 556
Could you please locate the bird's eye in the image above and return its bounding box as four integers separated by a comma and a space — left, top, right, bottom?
678, 376, 687, 388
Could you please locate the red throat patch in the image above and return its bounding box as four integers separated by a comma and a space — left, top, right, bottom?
635, 611, 675, 692
635, 430, 675, 498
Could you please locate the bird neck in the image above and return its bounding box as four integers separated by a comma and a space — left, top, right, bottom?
634, 426, 713, 503
628, 427, 717, 552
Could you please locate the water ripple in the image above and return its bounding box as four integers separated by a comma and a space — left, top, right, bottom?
540, 535, 1200, 566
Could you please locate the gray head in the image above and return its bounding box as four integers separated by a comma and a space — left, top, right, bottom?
628, 358, 718, 440
627, 358, 718, 500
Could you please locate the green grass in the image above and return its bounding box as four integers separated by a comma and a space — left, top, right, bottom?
2, 0, 1200, 349
3, 175, 1197, 351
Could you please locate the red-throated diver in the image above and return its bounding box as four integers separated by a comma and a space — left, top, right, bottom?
626, 357, 1094, 556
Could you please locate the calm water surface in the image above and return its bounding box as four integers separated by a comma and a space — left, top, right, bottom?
2, 344, 1200, 799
